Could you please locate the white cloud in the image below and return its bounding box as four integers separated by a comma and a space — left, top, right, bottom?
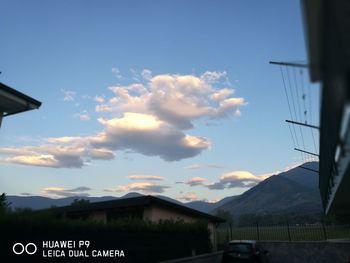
185, 163, 223, 170
95, 71, 246, 129
93, 112, 210, 161
186, 177, 207, 186
94, 96, 105, 103
112, 67, 122, 79
104, 182, 169, 194
206, 171, 273, 190
0, 71, 245, 168
0, 137, 115, 168
127, 175, 165, 181
42, 186, 91, 197
200, 71, 227, 83
0, 112, 208, 167
141, 69, 152, 80
74, 110, 90, 121
61, 89, 76, 102
178, 192, 198, 201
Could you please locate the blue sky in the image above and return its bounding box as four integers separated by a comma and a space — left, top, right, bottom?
0, 0, 319, 202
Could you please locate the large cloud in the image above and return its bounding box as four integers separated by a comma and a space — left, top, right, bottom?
0, 71, 245, 168
96, 71, 246, 129
0, 112, 209, 167
0, 142, 114, 168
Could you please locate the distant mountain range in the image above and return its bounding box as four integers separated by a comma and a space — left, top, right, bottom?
7, 162, 323, 216
214, 162, 322, 216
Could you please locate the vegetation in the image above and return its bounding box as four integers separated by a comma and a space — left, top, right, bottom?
235, 212, 337, 227
215, 209, 234, 225
0, 209, 211, 262
0, 193, 11, 215
70, 198, 90, 206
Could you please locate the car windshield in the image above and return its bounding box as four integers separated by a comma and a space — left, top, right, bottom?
228, 243, 252, 253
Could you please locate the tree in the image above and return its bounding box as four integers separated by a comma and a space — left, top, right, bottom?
70, 198, 90, 206
215, 209, 234, 225
0, 193, 11, 215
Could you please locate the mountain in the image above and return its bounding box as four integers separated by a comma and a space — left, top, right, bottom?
7, 192, 237, 213
7, 195, 118, 210
214, 162, 322, 217
186, 196, 237, 213
6, 162, 321, 215
279, 162, 319, 190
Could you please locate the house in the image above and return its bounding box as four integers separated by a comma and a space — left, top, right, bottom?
53, 195, 224, 251
0, 82, 42, 128
302, 0, 350, 217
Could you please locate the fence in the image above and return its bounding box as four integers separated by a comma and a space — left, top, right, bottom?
217, 224, 350, 247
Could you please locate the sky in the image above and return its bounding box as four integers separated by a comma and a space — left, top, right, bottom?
0, 0, 320, 202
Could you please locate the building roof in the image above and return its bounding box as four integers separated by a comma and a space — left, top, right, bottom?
0, 82, 42, 117
53, 195, 225, 223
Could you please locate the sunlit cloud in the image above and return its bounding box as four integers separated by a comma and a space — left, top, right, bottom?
178, 192, 198, 201
0, 139, 115, 168
127, 175, 165, 181
205, 171, 273, 190
185, 163, 223, 170
186, 177, 207, 186
94, 96, 105, 103
42, 186, 91, 197
104, 182, 169, 194
0, 71, 245, 168
93, 112, 210, 161
74, 110, 90, 121
95, 71, 246, 129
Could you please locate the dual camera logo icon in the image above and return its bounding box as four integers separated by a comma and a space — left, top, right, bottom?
12, 243, 37, 255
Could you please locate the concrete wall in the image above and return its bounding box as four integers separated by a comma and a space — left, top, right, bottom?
259, 241, 350, 263
159, 251, 223, 263
143, 205, 199, 223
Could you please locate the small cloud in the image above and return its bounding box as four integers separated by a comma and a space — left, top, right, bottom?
178, 192, 198, 201
130, 68, 140, 81
127, 175, 165, 181
42, 186, 91, 197
81, 95, 93, 100
205, 171, 272, 190
94, 95, 105, 103
141, 69, 152, 80
186, 177, 207, 186
20, 192, 32, 196
200, 71, 227, 84
112, 67, 122, 79
104, 182, 169, 194
74, 110, 90, 121
61, 89, 76, 102
185, 164, 223, 170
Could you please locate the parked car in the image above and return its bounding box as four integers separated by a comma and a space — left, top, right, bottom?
222, 240, 269, 263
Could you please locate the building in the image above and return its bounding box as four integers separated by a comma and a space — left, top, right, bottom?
0, 82, 42, 128
302, 0, 350, 216
53, 195, 224, 251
